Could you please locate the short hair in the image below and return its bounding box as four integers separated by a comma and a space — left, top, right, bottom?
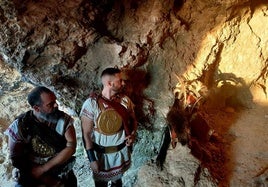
101, 67, 121, 78
27, 86, 54, 107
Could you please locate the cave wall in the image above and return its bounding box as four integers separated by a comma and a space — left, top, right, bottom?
1, 0, 267, 126
0, 0, 267, 186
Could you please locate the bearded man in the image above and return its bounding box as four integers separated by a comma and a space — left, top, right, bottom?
80, 67, 137, 187
5, 86, 77, 187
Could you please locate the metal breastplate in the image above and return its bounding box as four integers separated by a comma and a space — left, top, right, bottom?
31, 135, 56, 157
96, 108, 123, 135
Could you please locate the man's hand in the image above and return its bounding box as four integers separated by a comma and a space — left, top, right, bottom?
125, 133, 135, 146
90, 161, 99, 173
31, 165, 46, 179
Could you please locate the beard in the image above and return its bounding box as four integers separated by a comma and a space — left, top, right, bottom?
38, 108, 64, 124
112, 85, 123, 94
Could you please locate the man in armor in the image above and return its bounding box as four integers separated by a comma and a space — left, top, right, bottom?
5, 86, 77, 187
80, 67, 137, 187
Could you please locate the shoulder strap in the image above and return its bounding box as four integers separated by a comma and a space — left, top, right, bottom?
97, 97, 105, 112
17, 111, 33, 140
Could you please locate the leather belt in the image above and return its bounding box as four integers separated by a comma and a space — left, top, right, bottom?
93, 141, 126, 154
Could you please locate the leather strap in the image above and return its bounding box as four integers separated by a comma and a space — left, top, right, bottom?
93, 141, 126, 154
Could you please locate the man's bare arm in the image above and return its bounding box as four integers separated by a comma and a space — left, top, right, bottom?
81, 116, 94, 149
81, 115, 99, 172
32, 125, 77, 178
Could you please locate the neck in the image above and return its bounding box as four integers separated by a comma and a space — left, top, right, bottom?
101, 88, 117, 100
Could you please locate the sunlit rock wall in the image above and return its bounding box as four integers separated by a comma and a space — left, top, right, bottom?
0, 0, 267, 186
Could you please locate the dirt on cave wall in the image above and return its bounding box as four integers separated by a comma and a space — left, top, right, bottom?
0, 0, 268, 186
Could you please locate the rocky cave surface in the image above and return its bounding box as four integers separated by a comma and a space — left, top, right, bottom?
0, 0, 268, 186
